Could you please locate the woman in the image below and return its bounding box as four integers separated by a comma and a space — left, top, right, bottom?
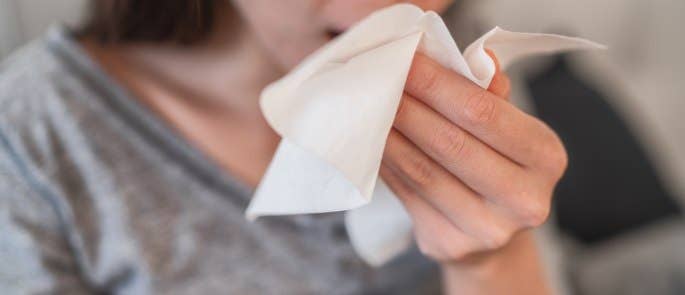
0, 0, 565, 294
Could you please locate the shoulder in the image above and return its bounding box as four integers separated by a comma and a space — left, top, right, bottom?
0, 30, 79, 129
0, 34, 92, 264
0, 29, 101, 217
0, 36, 70, 224
0, 28, 105, 173
0, 30, 116, 292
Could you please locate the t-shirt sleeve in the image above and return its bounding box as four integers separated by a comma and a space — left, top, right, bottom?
0, 138, 91, 294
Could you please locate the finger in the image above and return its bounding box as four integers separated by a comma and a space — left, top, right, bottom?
489, 72, 510, 99
383, 129, 518, 248
406, 53, 563, 170
394, 94, 533, 212
392, 92, 534, 204
486, 48, 502, 73
485, 49, 511, 99
379, 164, 479, 260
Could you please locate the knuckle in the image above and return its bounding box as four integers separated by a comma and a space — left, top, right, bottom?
415, 227, 471, 261
443, 244, 469, 261
463, 90, 496, 126
403, 154, 435, 188
416, 239, 441, 260
441, 240, 469, 261
536, 127, 569, 177
431, 124, 467, 162
481, 226, 512, 250
408, 61, 443, 97
547, 141, 569, 177
517, 200, 551, 227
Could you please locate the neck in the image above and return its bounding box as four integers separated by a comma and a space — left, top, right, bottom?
110, 18, 283, 118
80, 15, 284, 187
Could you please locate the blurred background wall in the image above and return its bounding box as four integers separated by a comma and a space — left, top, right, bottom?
0, 0, 85, 57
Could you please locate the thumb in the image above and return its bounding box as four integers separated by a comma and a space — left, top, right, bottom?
485, 48, 511, 100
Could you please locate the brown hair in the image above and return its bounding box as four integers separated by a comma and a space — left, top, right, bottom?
81, 0, 218, 45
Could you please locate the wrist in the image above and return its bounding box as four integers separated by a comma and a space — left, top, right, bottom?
439, 231, 552, 295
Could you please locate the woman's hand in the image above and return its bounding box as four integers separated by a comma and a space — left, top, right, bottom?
382, 51, 567, 263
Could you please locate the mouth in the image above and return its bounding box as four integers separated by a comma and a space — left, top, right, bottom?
326, 28, 346, 40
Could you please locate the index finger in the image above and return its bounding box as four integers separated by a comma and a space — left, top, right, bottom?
404, 53, 559, 168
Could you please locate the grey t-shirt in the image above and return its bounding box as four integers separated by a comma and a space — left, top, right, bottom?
0, 27, 439, 294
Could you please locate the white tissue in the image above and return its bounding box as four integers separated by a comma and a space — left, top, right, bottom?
246, 4, 603, 266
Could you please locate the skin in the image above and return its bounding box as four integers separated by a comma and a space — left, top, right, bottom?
82, 0, 565, 293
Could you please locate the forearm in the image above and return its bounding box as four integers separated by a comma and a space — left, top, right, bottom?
440, 231, 552, 295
